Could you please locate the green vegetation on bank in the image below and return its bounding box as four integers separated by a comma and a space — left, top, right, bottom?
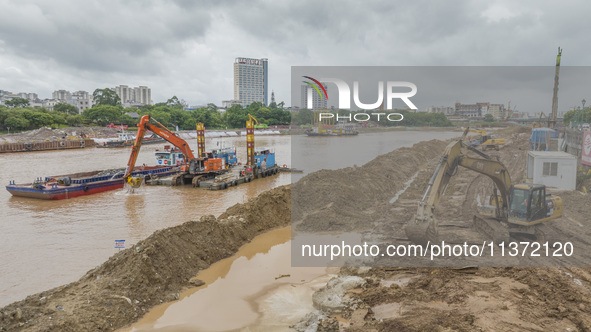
0, 91, 292, 131
563, 108, 591, 125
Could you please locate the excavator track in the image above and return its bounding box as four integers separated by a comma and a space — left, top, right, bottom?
171, 174, 184, 186
473, 215, 510, 244
534, 224, 560, 244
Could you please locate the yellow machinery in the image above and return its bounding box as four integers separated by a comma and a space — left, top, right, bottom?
246, 114, 256, 166
532, 112, 546, 128
467, 128, 505, 151
196, 122, 205, 158
405, 128, 563, 245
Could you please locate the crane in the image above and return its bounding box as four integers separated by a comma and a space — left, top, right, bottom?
123, 115, 226, 188
405, 128, 563, 245
548, 47, 562, 128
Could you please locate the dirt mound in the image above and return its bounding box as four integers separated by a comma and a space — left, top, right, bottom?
0, 186, 290, 332
0, 127, 124, 143
292, 139, 449, 232
334, 266, 591, 331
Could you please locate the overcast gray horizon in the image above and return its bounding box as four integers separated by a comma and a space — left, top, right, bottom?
1, 0, 590, 111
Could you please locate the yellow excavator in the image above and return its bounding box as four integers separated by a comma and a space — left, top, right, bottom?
405, 128, 563, 245
467, 128, 505, 151
532, 112, 546, 128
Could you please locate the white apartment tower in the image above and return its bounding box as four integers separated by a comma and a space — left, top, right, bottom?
114, 85, 152, 106
233, 57, 268, 107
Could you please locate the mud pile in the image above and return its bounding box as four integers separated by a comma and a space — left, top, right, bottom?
292, 139, 450, 232
0, 186, 290, 332
0, 127, 124, 143
325, 266, 591, 331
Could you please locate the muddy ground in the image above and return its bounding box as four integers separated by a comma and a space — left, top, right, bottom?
0, 186, 290, 331
292, 126, 591, 331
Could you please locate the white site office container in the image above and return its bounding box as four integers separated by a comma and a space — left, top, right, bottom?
526, 151, 576, 190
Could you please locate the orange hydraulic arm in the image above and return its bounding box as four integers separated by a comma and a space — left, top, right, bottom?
123, 115, 195, 181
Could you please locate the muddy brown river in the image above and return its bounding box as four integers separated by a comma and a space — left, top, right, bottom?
0, 130, 459, 314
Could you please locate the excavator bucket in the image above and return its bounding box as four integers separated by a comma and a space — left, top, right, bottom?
127, 176, 144, 189
405, 220, 438, 247
405, 202, 439, 246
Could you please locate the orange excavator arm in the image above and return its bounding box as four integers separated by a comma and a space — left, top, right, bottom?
123, 115, 195, 183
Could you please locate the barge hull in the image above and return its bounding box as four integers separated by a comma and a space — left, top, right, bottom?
6, 166, 179, 200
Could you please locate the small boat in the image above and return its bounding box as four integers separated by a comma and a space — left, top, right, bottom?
305, 124, 358, 136
98, 133, 165, 148
6, 166, 179, 200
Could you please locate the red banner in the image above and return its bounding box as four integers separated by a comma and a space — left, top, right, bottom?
582, 131, 591, 166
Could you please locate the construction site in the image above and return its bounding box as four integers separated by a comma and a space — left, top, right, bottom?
3, 62, 591, 331
0, 118, 590, 331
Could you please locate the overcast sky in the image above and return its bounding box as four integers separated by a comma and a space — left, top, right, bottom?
1, 0, 590, 110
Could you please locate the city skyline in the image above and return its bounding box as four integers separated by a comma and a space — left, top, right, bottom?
2, 1, 591, 110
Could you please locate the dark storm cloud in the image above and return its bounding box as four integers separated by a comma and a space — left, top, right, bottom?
1, 0, 591, 107
0, 0, 212, 74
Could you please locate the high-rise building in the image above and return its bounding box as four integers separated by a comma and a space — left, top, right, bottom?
300, 83, 328, 110
135, 86, 151, 105
233, 57, 268, 107
114, 85, 152, 107
52, 90, 72, 102
16, 92, 38, 101
115, 85, 132, 103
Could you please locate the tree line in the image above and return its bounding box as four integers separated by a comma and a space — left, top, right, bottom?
0, 98, 85, 131
0, 89, 293, 131
1, 88, 454, 132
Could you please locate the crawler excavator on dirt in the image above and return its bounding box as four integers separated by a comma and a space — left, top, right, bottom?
405, 128, 563, 246
123, 115, 227, 188
467, 128, 505, 150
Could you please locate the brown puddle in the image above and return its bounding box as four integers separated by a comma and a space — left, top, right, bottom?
122, 226, 332, 332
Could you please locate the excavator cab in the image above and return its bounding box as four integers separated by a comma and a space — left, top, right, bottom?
508, 184, 552, 223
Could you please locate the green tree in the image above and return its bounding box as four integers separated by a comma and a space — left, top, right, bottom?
5, 97, 30, 108
484, 114, 495, 122
54, 103, 79, 115
189, 106, 223, 129
29, 112, 54, 128
4, 116, 30, 130
292, 109, 313, 125
166, 96, 188, 109
563, 108, 591, 125
65, 114, 85, 126
50, 113, 67, 127
82, 105, 123, 125
0, 106, 8, 127
223, 105, 248, 128
93, 88, 121, 106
